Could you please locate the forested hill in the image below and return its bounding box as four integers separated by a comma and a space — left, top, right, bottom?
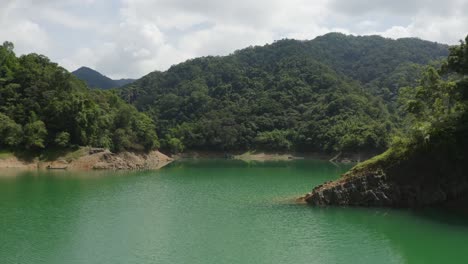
296, 33, 448, 100
0, 42, 159, 153
72, 66, 135, 89
305, 35, 468, 207
120, 33, 449, 154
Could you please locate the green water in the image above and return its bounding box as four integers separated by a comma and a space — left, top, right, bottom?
1, 159, 468, 264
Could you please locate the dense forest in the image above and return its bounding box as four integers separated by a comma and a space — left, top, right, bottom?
360, 34, 468, 172
0, 33, 451, 156
0, 42, 159, 154
72, 66, 135, 90
306, 35, 468, 206
120, 33, 448, 153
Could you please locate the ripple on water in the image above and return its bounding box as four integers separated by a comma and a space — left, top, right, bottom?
1, 160, 468, 264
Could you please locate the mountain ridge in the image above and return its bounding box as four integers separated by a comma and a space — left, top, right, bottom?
72, 66, 135, 89
118, 33, 450, 154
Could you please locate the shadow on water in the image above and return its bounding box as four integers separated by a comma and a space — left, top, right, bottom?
303, 205, 468, 264
268, 192, 468, 264
410, 206, 468, 228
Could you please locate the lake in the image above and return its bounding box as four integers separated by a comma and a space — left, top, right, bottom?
1, 159, 468, 264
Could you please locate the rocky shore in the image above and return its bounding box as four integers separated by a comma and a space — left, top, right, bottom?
303, 148, 468, 207
0, 148, 173, 170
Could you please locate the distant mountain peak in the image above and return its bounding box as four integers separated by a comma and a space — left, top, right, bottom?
72, 67, 135, 89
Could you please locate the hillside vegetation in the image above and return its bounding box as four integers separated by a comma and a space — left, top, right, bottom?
352, 35, 467, 176
120, 33, 448, 153
0, 42, 159, 154
305, 35, 468, 207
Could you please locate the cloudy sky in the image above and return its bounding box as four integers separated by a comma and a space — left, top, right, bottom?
1, 0, 467, 79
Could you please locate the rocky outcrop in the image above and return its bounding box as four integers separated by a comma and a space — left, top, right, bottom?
305, 172, 396, 206
0, 149, 173, 171
304, 147, 468, 207
90, 151, 173, 170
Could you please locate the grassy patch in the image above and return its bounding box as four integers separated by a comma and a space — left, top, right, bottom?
344, 145, 410, 178
61, 147, 89, 162
0, 150, 14, 160
39, 146, 88, 162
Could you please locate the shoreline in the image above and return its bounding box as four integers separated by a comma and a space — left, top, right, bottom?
0, 147, 173, 171
175, 150, 379, 163
0, 148, 380, 171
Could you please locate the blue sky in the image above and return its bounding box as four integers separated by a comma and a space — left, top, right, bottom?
1, 0, 467, 79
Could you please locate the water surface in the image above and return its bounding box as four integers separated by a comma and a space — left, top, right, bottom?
1, 159, 468, 264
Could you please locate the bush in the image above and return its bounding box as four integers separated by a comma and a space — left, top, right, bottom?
254, 130, 293, 151
0, 113, 22, 147
54, 131, 71, 147
165, 137, 185, 154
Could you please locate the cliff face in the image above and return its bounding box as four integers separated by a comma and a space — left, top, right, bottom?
305, 145, 468, 207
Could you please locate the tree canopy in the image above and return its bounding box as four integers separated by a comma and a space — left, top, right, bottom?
0, 42, 159, 153
397, 35, 468, 151
120, 33, 448, 153
0, 33, 452, 156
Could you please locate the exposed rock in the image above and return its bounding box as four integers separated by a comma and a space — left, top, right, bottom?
329, 151, 376, 164
1, 149, 173, 171
234, 152, 296, 162
46, 159, 69, 170
305, 172, 396, 206
90, 151, 172, 170
305, 148, 468, 207
88, 148, 105, 155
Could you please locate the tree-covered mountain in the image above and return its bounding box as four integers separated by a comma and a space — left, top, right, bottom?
72, 66, 135, 90
305, 35, 468, 207
0, 42, 159, 153
120, 33, 449, 154
114, 78, 136, 87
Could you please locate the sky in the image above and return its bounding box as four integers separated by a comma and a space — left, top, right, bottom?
0, 0, 467, 79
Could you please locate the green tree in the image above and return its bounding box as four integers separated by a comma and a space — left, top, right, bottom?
254, 130, 293, 151
54, 131, 71, 147
0, 113, 22, 147
24, 120, 47, 149
120, 34, 446, 153
0, 42, 160, 153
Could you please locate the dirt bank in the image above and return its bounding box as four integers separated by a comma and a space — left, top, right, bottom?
233, 152, 297, 161
0, 156, 38, 169
0, 148, 173, 170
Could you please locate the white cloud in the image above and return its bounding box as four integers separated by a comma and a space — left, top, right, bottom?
39, 8, 96, 30
329, 0, 459, 16
367, 12, 468, 44
0, 0, 467, 79
97, 0, 333, 77
60, 47, 98, 71
0, 1, 50, 55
